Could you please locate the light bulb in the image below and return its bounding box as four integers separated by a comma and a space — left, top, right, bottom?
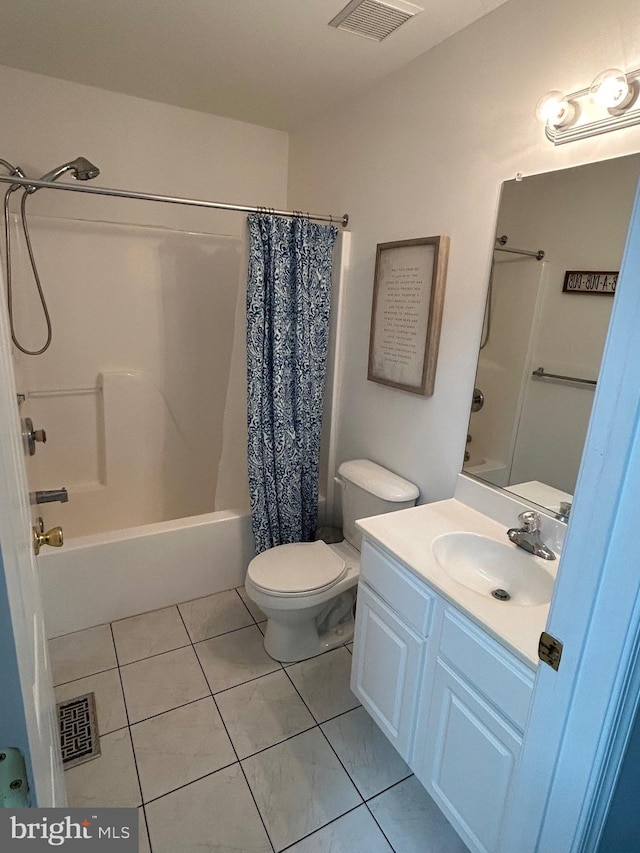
589, 69, 632, 109
535, 91, 575, 128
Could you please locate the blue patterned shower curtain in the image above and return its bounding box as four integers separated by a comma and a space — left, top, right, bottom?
246, 213, 338, 554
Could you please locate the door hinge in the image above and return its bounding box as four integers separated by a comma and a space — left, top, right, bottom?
0, 747, 30, 807
538, 631, 563, 671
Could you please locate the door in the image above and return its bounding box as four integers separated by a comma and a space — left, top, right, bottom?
0, 273, 65, 806
501, 178, 640, 850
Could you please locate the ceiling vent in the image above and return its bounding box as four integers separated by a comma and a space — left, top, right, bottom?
329, 0, 424, 42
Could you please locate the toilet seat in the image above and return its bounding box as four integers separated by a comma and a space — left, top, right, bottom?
247, 540, 347, 597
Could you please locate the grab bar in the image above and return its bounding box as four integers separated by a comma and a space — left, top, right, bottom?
532, 367, 597, 387
26, 386, 101, 398
495, 235, 545, 260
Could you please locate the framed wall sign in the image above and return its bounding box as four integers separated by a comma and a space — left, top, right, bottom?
368, 236, 449, 396
563, 270, 618, 295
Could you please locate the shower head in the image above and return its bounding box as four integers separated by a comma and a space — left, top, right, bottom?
38, 156, 100, 184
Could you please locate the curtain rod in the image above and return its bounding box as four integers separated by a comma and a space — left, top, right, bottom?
0, 174, 349, 228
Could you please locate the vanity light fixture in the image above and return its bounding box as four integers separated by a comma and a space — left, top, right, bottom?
535, 91, 575, 129
589, 68, 635, 110
537, 65, 640, 145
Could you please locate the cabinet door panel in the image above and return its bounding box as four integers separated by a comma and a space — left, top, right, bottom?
351, 582, 425, 759
416, 660, 521, 853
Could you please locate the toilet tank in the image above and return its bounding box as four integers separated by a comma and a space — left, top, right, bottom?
337, 459, 419, 551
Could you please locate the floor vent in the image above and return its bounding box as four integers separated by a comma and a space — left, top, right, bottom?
329, 0, 423, 42
57, 692, 101, 770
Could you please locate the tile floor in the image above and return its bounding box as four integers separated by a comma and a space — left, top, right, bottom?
49, 586, 468, 853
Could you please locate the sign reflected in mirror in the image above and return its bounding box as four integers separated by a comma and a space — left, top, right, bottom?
464, 154, 640, 518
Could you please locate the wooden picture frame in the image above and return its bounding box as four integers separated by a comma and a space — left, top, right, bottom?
367, 236, 449, 396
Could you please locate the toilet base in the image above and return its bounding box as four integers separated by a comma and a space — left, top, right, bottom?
318, 619, 355, 654
263, 611, 355, 663
244, 542, 360, 663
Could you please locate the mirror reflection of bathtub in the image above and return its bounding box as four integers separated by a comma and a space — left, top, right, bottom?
464, 153, 640, 516
463, 454, 507, 487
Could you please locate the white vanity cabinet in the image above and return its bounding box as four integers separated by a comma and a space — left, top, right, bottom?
351, 535, 536, 853
350, 539, 435, 760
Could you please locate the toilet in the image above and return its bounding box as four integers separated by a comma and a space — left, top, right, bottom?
245, 459, 419, 662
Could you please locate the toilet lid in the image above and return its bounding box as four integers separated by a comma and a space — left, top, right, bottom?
248, 541, 347, 595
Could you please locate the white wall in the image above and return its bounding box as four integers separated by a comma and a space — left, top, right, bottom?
288, 0, 640, 506
0, 65, 288, 536
0, 64, 288, 235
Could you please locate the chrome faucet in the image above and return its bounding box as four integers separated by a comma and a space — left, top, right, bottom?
507, 511, 556, 560
555, 501, 572, 523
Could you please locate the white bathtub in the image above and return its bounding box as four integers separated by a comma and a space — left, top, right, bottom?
464, 457, 509, 487
39, 509, 255, 638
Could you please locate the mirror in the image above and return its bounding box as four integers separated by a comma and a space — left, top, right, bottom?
464, 154, 640, 517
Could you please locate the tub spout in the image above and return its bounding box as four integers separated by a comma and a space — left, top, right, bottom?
32, 487, 69, 505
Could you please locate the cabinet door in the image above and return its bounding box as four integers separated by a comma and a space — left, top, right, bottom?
414, 659, 522, 853
351, 582, 425, 760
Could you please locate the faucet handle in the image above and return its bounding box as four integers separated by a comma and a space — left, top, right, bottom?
518, 510, 540, 532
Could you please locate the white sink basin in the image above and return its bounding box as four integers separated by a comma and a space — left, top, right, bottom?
432, 532, 554, 606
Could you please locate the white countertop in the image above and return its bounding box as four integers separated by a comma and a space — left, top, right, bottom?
357, 498, 557, 669
506, 480, 572, 514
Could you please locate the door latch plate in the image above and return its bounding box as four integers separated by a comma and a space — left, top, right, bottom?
538, 631, 563, 671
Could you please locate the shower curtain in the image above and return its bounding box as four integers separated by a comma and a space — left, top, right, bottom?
246, 213, 338, 554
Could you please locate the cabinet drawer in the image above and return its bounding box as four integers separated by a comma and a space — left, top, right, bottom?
439, 606, 534, 731
360, 539, 434, 637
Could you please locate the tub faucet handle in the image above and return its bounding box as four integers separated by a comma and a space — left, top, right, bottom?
22, 417, 47, 456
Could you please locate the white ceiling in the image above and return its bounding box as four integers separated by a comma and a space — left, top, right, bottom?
0, 0, 509, 131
